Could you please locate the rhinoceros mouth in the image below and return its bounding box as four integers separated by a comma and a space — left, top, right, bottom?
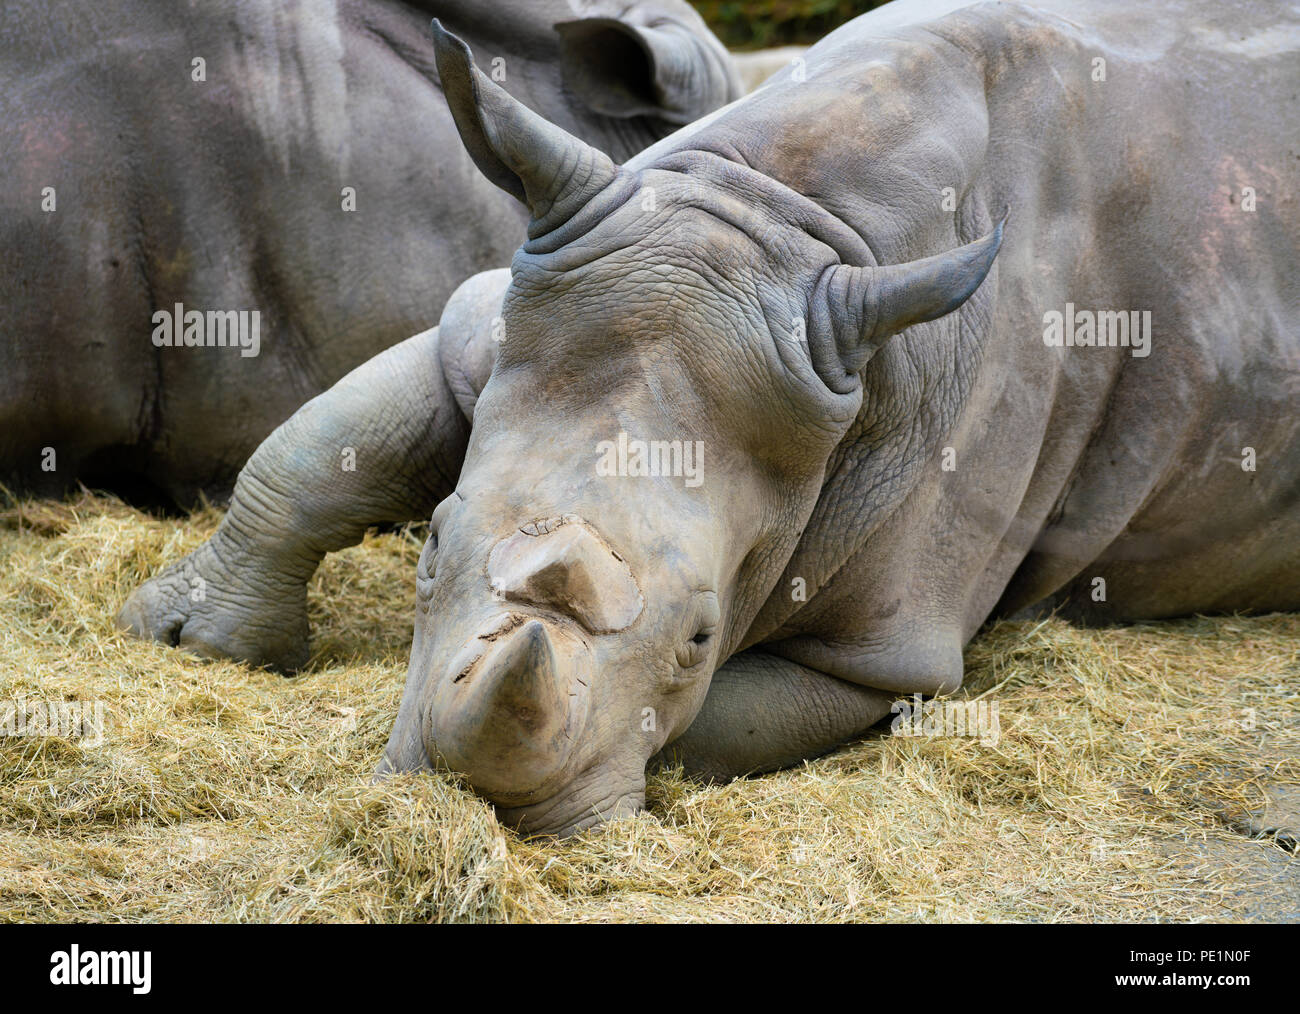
493, 775, 646, 838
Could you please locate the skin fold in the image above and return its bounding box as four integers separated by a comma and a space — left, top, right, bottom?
122, 0, 1300, 835
0, 0, 739, 506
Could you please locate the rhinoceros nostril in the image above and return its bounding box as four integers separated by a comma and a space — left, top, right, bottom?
487, 516, 643, 633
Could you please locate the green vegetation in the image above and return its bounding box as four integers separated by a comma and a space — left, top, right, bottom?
690, 0, 886, 49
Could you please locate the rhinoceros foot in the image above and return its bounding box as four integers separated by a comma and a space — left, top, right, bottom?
117, 540, 309, 674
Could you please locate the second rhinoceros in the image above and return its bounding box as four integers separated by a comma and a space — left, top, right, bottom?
123, 0, 1300, 835
1, 0, 738, 506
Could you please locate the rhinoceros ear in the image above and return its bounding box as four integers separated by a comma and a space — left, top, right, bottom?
810, 217, 1007, 393
431, 19, 620, 238
553, 10, 742, 126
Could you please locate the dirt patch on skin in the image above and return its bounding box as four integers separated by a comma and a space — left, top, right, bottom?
0, 492, 1296, 922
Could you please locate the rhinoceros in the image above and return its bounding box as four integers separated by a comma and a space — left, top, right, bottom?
0, 0, 738, 507
122, 0, 1300, 835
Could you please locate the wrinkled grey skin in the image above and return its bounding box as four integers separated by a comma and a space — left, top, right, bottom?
0, 0, 739, 506
123, 0, 1300, 835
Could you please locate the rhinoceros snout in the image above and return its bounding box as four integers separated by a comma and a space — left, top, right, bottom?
427, 615, 593, 801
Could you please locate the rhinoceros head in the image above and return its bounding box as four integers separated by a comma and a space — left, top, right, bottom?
378, 23, 1004, 836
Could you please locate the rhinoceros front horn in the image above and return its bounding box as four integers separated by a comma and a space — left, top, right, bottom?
811, 215, 1007, 391
430, 618, 589, 799
430, 19, 622, 239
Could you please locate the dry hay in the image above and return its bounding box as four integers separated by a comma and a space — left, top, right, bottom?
0, 492, 1296, 923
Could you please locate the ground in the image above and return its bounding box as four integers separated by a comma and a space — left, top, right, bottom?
0, 493, 1295, 922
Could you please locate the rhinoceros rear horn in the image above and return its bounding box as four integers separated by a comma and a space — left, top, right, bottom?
430, 19, 620, 239
813, 216, 1007, 390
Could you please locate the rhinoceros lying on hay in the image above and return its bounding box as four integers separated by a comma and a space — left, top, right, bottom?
0, 0, 738, 507
122, 0, 1300, 835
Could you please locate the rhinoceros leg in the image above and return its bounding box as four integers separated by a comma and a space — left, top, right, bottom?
116, 324, 476, 672
656, 650, 896, 782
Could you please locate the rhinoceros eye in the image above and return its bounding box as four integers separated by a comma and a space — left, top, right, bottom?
416, 533, 439, 606
675, 626, 715, 670
674, 592, 721, 669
